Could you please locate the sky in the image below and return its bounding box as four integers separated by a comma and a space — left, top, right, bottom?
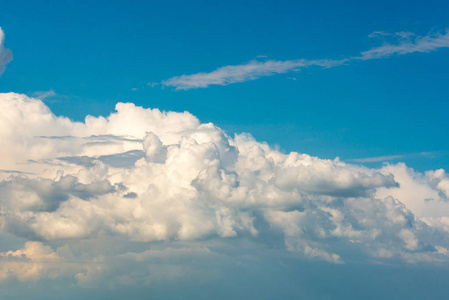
1, 0, 449, 299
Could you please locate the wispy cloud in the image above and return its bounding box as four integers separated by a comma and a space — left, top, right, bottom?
33, 90, 57, 100
0, 27, 13, 76
162, 59, 345, 90
348, 155, 405, 163
359, 29, 449, 60
161, 29, 449, 90
347, 151, 442, 163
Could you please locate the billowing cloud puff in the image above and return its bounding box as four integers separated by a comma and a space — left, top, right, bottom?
1, 93, 449, 285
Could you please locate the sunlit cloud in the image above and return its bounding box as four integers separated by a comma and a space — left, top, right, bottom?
1, 93, 449, 285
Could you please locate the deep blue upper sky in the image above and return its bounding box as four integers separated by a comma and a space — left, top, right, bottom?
1, 0, 448, 171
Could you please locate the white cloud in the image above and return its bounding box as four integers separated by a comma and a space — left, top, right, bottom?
1, 93, 449, 285
161, 29, 449, 90
162, 59, 344, 90
0, 241, 83, 282
0, 27, 13, 76
360, 29, 449, 60
426, 168, 449, 199
376, 163, 449, 219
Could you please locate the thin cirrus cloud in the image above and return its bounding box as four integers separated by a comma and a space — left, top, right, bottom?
162, 58, 345, 90
0, 27, 13, 76
33, 89, 57, 100
348, 152, 440, 163
162, 29, 449, 90
359, 29, 449, 59
348, 155, 405, 163
2, 93, 449, 286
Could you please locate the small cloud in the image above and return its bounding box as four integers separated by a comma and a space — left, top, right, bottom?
419, 151, 437, 157
348, 155, 404, 163
395, 31, 415, 39
368, 31, 391, 38
131, 83, 159, 91
359, 29, 449, 60
0, 27, 13, 76
162, 59, 342, 90
33, 90, 57, 100
347, 151, 442, 164
147, 82, 159, 88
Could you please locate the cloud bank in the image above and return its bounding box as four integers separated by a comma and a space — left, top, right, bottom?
1, 93, 449, 286
0, 27, 13, 76
162, 29, 449, 90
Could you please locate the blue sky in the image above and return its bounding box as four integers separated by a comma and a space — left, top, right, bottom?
1, 1, 449, 299
1, 0, 449, 171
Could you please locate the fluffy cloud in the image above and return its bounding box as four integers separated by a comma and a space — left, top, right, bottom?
1, 93, 449, 286
0, 241, 76, 282
0, 27, 13, 76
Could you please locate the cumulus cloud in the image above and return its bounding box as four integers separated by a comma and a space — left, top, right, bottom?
0, 241, 82, 282
161, 29, 449, 90
0, 241, 60, 282
1, 93, 449, 286
0, 27, 13, 76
